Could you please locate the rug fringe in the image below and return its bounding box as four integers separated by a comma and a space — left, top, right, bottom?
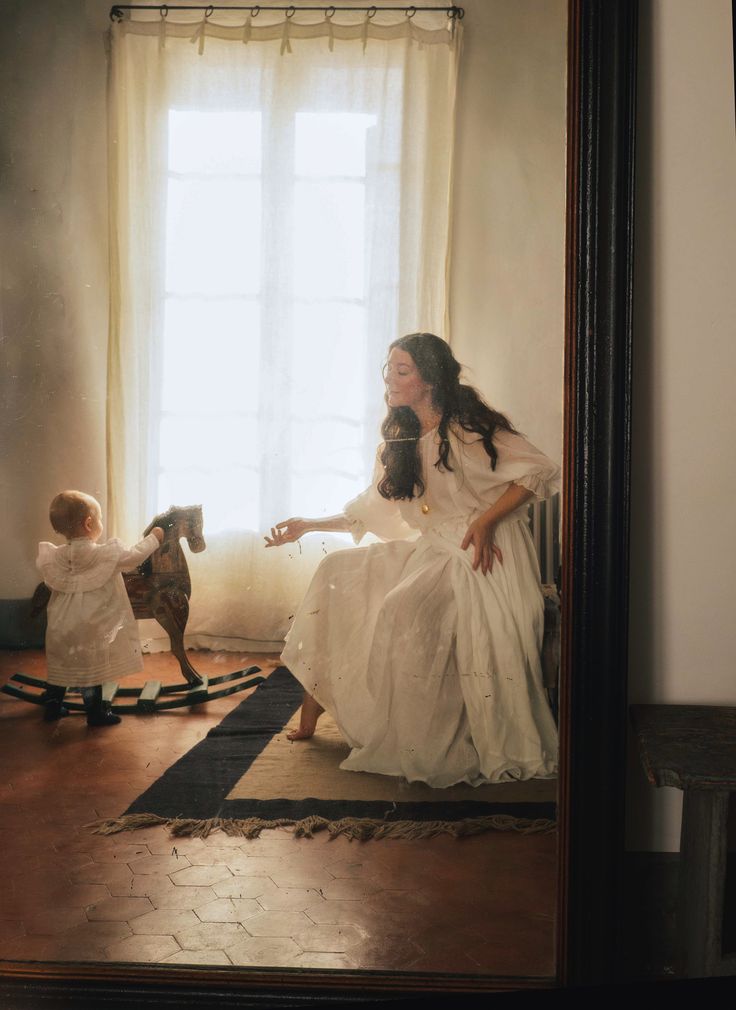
88, 812, 555, 840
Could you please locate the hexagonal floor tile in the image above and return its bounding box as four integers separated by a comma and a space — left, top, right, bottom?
325, 857, 385, 879
169, 864, 233, 887
149, 885, 218, 910
303, 900, 382, 927
128, 854, 190, 876
195, 898, 261, 922
174, 921, 247, 951
320, 878, 381, 901
69, 863, 134, 889
128, 908, 200, 934
241, 910, 312, 937
293, 923, 367, 953
294, 951, 356, 970
26, 882, 110, 909
348, 933, 424, 970
0, 935, 63, 962
256, 887, 324, 912
86, 896, 153, 921
55, 920, 133, 949
268, 868, 334, 891
108, 874, 175, 898
105, 933, 181, 963
145, 836, 210, 857
22, 905, 88, 936
182, 847, 240, 866
222, 855, 286, 876
213, 876, 277, 900
90, 842, 151, 863
226, 935, 302, 967
162, 949, 232, 965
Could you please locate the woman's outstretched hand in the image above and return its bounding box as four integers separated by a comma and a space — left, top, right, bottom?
461, 515, 503, 575
264, 518, 311, 547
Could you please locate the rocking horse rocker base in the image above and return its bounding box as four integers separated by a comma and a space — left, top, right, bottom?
3, 505, 267, 714
2, 666, 266, 714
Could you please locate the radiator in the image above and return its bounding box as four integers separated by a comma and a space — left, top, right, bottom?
528, 493, 561, 588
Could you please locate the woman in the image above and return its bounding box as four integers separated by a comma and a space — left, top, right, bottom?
265, 333, 559, 787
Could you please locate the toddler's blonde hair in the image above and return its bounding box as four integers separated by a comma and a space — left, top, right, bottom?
49, 490, 98, 539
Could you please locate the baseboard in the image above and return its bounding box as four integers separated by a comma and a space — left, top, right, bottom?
0, 598, 46, 649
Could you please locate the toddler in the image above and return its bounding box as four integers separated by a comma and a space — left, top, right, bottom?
36, 490, 164, 727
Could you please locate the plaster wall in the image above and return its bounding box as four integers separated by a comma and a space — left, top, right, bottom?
627, 0, 736, 851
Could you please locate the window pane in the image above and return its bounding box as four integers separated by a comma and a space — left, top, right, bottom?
169, 110, 262, 175
161, 299, 261, 414
290, 303, 367, 423
294, 181, 366, 299
295, 112, 376, 178
166, 178, 261, 296
290, 472, 365, 520
158, 467, 260, 534
159, 415, 260, 472
290, 416, 365, 517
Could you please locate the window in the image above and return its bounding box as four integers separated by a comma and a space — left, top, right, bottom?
107, 11, 458, 644
158, 108, 380, 533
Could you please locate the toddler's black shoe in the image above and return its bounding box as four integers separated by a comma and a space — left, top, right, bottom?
86, 704, 121, 727
43, 700, 69, 722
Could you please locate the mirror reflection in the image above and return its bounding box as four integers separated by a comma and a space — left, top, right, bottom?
0, 0, 567, 980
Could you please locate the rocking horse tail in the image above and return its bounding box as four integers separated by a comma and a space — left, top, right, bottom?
31, 582, 52, 617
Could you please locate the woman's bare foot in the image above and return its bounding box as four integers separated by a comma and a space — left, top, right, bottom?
287, 693, 325, 740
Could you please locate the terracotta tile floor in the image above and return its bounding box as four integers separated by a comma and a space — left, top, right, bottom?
0, 648, 557, 978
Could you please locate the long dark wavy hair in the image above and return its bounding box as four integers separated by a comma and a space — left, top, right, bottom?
378, 333, 518, 501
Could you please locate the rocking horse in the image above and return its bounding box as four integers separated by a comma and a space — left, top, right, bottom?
124, 504, 207, 687
3, 505, 265, 714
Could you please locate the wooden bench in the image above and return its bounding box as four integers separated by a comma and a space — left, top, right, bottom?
630, 704, 736, 978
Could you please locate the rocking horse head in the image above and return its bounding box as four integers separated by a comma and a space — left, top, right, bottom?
144, 505, 206, 554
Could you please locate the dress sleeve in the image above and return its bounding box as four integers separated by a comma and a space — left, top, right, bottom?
452, 428, 560, 504
493, 429, 560, 500
343, 447, 419, 544
114, 532, 162, 572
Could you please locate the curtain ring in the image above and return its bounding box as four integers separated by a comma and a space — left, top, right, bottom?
251, 5, 260, 16
406, 6, 416, 18
325, 5, 335, 18
205, 4, 214, 17
367, 5, 377, 16
160, 4, 168, 17
286, 5, 295, 17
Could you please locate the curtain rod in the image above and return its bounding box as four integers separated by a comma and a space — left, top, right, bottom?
110, 5, 465, 21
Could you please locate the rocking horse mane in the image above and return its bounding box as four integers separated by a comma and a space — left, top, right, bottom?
138, 504, 205, 579
144, 504, 202, 537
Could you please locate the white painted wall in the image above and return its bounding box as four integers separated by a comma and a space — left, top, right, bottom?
450, 0, 566, 465
0, 0, 111, 597
0, 0, 567, 599
627, 0, 736, 851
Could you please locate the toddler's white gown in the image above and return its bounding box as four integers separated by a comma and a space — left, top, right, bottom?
36, 533, 161, 688
281, 425, 560, 787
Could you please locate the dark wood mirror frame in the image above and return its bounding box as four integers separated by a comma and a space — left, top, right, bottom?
0, 0, 637, 1002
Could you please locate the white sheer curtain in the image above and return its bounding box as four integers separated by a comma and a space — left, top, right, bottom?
107, 7, 461, 651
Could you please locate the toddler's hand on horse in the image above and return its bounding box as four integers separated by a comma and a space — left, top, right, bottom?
152, 526, 165, 544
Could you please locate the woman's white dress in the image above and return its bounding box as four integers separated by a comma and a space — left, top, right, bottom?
36, 533, 161, 687
281, 426, 560, 787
